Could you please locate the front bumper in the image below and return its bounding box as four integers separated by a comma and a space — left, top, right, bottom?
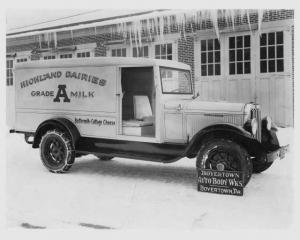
266, 145, 289, 163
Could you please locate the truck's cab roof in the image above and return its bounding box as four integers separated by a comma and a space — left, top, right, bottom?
15, 57, 191, 70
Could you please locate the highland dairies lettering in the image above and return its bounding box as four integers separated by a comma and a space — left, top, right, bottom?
20, 71, 106, 88
65, 71, 106, 86
21, 71, 62, 88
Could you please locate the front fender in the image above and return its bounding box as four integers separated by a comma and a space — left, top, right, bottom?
261, 127, 280, 151
184, 124, 263, 158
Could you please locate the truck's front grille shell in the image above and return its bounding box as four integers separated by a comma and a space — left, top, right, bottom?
250, 107, 261, 142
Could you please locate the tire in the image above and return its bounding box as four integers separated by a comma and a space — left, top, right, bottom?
196, 138, 253, 186
253, 161, 273, 173
253, 152, 273, 173
252, 129, 277, 173
40, 129, 75, 173
96, 155, 113, 161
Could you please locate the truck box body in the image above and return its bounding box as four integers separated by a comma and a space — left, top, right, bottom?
14, 64, 118, 139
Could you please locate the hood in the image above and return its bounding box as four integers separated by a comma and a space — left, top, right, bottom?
164, 98, 246, 114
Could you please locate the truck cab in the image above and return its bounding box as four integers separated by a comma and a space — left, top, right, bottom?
8, 57, 288, 186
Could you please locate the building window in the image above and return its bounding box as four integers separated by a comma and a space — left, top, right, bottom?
6, 59, 13, 86
111, 48, 126, 57
77, 52, 91, 58
260, 31, 284, 73
44, 55, 56, 60
60, 54, 73, 59
229, 35, 251, 75
133, 46, 149, 58
155, 43, 172, 60
201, 39, 221, 76
16, 58, 27, 63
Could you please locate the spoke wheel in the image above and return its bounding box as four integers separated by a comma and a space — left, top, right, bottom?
196, 138, 253, 186
206, 149, 240, 171
49, 139, 66, 164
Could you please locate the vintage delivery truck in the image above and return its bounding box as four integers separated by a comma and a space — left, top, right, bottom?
7, 57, 288, 186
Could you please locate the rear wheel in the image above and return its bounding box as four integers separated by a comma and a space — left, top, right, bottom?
196, 138, 253, 186
40, 130, 75, 173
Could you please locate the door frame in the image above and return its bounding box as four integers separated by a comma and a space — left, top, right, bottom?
116, 65, 159, 143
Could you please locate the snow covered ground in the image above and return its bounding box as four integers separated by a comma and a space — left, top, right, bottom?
6, 128, 294, 229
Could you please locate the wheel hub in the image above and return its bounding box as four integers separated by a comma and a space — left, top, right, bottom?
49, 140, 65, 163
216, 163, 225, 171
208, 150, 238, 171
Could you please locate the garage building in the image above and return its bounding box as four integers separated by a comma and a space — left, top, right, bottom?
6, 9, 294, 126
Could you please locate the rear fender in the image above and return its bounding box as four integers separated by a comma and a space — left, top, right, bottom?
32, 118, 80, 149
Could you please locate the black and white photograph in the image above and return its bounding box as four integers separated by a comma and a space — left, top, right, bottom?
1, 1, 298, 237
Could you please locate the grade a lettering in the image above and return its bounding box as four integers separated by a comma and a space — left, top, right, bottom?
31, 90, 54, 97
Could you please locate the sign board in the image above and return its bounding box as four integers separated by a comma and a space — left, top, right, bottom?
197, 169, 244, 196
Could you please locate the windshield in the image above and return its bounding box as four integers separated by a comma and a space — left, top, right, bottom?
160, 67, 192, 94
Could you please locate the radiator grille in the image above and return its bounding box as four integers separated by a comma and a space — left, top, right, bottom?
250, 107, 261, 142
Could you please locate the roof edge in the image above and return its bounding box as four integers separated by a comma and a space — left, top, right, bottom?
7, 9, 166, 37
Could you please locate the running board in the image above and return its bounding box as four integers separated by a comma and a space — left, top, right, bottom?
76, 137, 187, 162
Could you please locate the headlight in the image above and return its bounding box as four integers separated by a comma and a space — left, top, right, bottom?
251, 118, 258, 135
263, 116, 272, 131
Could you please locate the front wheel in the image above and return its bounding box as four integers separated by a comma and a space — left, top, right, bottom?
196, 139, 253, 186
253, 161, 273, 173
252, 152, 273, 173
40, 130, 75, 173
